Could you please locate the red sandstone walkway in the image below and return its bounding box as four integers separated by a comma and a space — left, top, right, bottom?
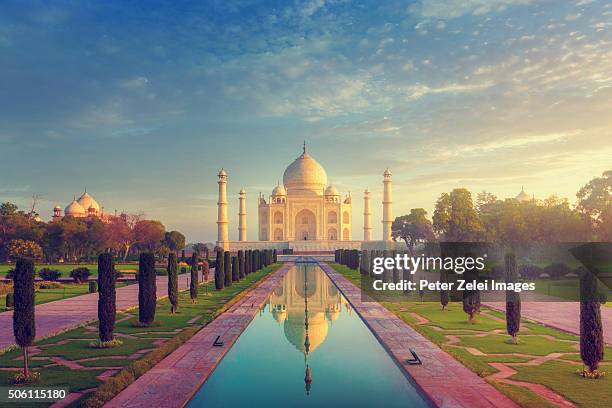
319, 263, 519, 408
0, 273, 194, 350
106, 263, 292, 408
483, 301, 612, 345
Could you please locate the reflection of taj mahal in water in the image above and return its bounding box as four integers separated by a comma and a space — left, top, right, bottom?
215, 143, 398, 252
269, 264, 348, 354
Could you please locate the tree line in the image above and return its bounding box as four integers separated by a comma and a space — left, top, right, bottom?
0, 204, 186, 263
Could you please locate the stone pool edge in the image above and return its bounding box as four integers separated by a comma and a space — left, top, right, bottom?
319, 262, 519, 408
105, 263, 293, 408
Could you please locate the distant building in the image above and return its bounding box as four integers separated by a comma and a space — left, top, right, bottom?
52, 190, 115, 222
515, 186, 533, 202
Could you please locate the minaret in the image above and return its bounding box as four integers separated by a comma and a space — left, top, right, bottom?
382, 169, 393, 241
363, 188, 372, 241
216, 168, 229, 249
238, 188, 247, 241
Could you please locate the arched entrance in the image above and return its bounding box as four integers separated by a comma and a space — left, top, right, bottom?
295, 209, 316, 240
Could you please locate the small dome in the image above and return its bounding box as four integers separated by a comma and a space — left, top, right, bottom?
516, 187, 531, 202
65, 199, 85, 216
54, 205, 61, 210
239, 188, 246, 195
383, 168, 392, 177
218, 168, 227, 177
283, 146, 327, 195
272, 183, 287, 196
77, 191, 100, 213
325, 185, 339, 196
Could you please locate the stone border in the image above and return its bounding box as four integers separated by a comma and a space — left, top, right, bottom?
105, 263, 292, 408
319, 262, 520, 408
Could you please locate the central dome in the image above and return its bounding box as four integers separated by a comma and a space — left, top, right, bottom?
282, 148, 327, 195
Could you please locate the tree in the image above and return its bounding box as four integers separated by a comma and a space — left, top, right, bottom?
231, 256, 239, 282
214, 250, 224, 290
433, 189, 484, 241
134, 220, 165, 252
164, 231, 186, 256
391, 209, 435, 256
224, 251, 232, 287
190, 253, 198, 303
13, 258, 35, 378
238, 250, 245, 279
462, 254, 481, 323
7, 239, 43, 261
577, 170, 612, 241
192, 243, 207, 256
138, 252, 157, 325
98, 253, 116, 343
505, 253, 521, 344
167, 252, 179, 313
0, 202, 18, 216
579, 269, 604, 375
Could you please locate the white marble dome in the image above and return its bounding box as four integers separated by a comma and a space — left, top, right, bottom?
77, 191, 100, 213
65, 199, 85, 216
283, 149, 328, 195
272, 183, 287, 196
324, 184, 339, 196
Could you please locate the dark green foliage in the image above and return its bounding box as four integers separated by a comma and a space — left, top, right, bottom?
167, 252, 178, 313
224, 251, 232, 287
214, 250, 224, 290
273, 249, 277, 263
360, 250, 368, 276
245, 250, 251, 274
180, 266, 187, 274
462, 254, 481, 322
88, 281, 97, 293
39, 268, 61, 281
543, 262, 572, 279
238, 251, 245, 279
70, 267, 91, 283
138, 252, 157, 325
181, 249, 185, 262
382, 250, 392, 283
190, 253, 198, 301
580, 269, 604, 372
201, 260, 210, 283
252, 250, 257, 272
231, 256, 239, 282
98, 253, 116, 342
6, 292, 14, 308
13, 258, 35, 376
505, 253, 521, 339
440, 269, 449, 310
392, 251, 400, 284
519, 264, 543, 280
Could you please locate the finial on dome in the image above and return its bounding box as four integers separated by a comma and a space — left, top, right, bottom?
303, 140, 306, 154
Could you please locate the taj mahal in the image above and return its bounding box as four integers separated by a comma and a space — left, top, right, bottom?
215, 143, 399, 252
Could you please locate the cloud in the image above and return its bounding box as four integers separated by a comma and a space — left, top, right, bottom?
120, 77, 149, 88
405, 80, 494, 100
409, 0, 534, 20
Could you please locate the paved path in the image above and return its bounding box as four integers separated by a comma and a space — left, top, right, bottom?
0, 273, 195, 350
483, 301, 612, 345
106, 263, 292, 408
320, 263, 519, 408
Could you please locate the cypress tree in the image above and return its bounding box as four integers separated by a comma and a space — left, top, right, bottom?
505, 253, 521, 343
13, 258, 35, 377
238, 251, 245, 279
214, 250, 224, 290
462, 253, 480, 323
98, 253, 116, 342
580, 268, 604, 374
232, 256, 239, 282
440, 269, 449, 310
224, 251, 232, 287
252, 250, 257, 272
190, 253, 198, 303
201, 260, 210, 283
167, 252, 178, 313
273, 249, 277, 263
246, 250, 252, 274
138, 252, 156, 325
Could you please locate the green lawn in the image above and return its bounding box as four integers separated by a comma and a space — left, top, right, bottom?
1, 282, 130, 312
533, 278, 611, 306
332, 263, 610, 408
0, 263, 281, 406
0, 263, 140, 278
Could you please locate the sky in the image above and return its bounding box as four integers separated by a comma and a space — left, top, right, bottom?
1, 0, 611, 243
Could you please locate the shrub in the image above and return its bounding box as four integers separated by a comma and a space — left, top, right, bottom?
155, 268, 168, 276
70, 267, 91, 283
89, 281, 98, 293
36, 281, 63, 289
224, 251, 232, 287
201, 260, 210, 282
519, 264, 543, 280
6, 292, 14, 308
180, 266, 187, 274
138, 253, 157, 325
5, 268, 16, 280
489, 265, 505, 280
190, 253, 198, 302
543, 263, 572, 279
214, 250, 224, 290
13, 258, 35, 378
167, 252, 178, 313
505, 253, 521, 343
231, 256, 239, 282
89, 338, 123, 349
38, 268, 61, 281
98, 253, 116, 343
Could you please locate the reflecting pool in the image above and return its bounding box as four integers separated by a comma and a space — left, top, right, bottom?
188, 262, 429, 407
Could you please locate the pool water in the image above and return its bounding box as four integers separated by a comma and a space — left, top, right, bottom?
188, 262, 429, 407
